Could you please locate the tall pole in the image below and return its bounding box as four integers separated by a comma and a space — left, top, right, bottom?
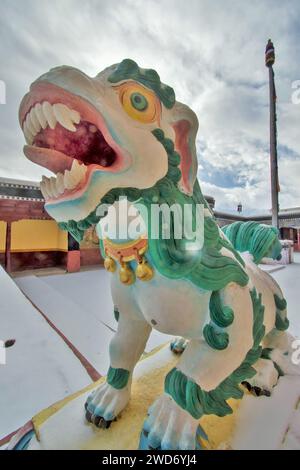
265, 39, 279, 228
5, 221, 12, 273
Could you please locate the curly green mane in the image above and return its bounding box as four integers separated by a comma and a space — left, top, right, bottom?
108, 59, 176, 109
60, 129, 249, 292
222, 221, 282, 264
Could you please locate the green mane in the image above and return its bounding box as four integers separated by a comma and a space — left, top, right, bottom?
108, 59, 176, 109
222, 221, 282, 264
60, 129, 249, 292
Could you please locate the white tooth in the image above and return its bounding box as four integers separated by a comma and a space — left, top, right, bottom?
70, 159, 77, 171
74, 173, 83, 186
29, 108, 41, 134
34, 103, 47, 129
78, 162, 87, 178
26, 113, 36, 136
23, 121, 34, 145
72, 160, 87, 186
76, 163, 87, 180
75, 160, 86, 172
70, 159, 81, 178
53, 103, 76, 132
64, 170, 77, 190
42, 175, 51, 186
40, 185, 48, 199
56, 173, 65, 194
70, 159, 78, 172
49, 177, 59, 197
81, 163, 87, 174
44, 177, 53, 197
70, 109, 80, 125
72, 172, 81, 186
42, 101, 57, 129
40, 181, 50, 199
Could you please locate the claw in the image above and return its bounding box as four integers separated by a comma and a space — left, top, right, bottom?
85, 408, 114, 429
242, 381, 271, 397
92, 414, 102, 426
241, 380, 252, 392
253, 386, 262, 396
139, 428, 154, 450
170, 337, 187, 355
105, 420, 113, 429
85, 409, 93, 423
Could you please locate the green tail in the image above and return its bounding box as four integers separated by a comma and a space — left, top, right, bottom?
222, 221, 282, 264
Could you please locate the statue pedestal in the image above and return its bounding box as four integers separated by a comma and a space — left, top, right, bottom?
9, 345, 300, 450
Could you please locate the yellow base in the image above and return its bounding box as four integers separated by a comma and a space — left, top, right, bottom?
30, 345, 242, 450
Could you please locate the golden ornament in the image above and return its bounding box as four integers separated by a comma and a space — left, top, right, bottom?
136, 259, 154, 282
119, 262, 135, 285
104, 256, 116, 273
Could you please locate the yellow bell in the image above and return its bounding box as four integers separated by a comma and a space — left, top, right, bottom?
136, 259, 154, 282
104, 256, 116, 273
119, 262, 135, 285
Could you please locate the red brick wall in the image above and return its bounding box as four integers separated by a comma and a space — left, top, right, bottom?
80, 248, 103, 267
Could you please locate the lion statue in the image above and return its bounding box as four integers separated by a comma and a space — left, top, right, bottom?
19, 59, 296, 450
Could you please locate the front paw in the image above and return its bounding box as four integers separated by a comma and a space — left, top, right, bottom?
140, 394, 208, 450
84, 382, 130, 428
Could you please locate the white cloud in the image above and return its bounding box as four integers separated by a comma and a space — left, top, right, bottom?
201, 156, 300, 214
0, 0, 299, 212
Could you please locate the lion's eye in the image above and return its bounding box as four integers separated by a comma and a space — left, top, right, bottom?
130, 92, 148, 111
115, 82, 161, 123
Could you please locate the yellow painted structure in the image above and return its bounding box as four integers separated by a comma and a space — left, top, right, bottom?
10, 220, 68, 252
0, 221, 6, 253
29, 345, 241, 450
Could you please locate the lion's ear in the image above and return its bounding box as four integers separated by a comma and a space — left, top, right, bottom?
170, 102, 199, 196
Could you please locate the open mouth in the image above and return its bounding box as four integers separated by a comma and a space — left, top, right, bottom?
20, 83, 123, 202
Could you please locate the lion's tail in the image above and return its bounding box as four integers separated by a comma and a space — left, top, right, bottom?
222, 221, 282, 265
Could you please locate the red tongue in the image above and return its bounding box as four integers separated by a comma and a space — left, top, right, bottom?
33, 121, 116, 166
24, 145, 73, 174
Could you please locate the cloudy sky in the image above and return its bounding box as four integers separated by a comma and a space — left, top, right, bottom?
0, 0, 299, 213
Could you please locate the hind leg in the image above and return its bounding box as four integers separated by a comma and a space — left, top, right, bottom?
262, 329, 300, 376
242, 358, 279, 396
142, 284, 257, 450
242, 321, 299, 396
243, 328, 300, 398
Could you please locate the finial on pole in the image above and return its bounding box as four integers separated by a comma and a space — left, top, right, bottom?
265, 39, 275, 67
